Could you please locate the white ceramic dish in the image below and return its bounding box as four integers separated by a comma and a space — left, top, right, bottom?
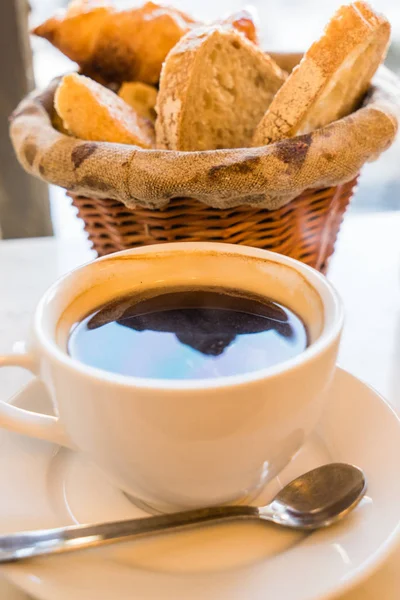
0, 367, 399, 600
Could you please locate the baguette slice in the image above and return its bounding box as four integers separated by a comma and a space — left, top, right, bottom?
55, 73, 155, 147
253, 1, 390, 146
155, 26, 286, 151
118, 82, 158, 122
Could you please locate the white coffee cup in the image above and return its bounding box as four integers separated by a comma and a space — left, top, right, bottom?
0, 243, 343, 513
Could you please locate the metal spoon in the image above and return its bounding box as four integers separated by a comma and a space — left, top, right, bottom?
0, 463, 366, 563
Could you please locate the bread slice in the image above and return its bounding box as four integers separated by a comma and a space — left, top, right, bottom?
253, 2, 390, 146
155, 26, 286, 151
55, 73, 155, 147
118, 82, 158, 122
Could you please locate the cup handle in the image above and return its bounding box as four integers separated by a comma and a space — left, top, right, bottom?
0, 351, 72, 449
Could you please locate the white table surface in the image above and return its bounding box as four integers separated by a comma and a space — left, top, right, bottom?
0, 212, 400, 599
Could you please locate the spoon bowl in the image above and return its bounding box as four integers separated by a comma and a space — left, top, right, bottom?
262, 463, 367, 529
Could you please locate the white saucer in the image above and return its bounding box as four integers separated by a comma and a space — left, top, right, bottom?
0, 368, 400, 600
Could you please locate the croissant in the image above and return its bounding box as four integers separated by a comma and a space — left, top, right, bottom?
33, 1, 258, 85
33, 1, 196, 84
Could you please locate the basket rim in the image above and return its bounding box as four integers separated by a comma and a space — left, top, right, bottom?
9, 55, 400, 211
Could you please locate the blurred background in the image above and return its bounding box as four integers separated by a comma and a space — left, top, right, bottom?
1, 0, 399, 240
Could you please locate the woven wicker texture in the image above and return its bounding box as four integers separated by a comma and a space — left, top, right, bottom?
70, 176, 357, 272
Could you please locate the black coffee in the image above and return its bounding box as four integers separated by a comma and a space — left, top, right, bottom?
67, 288, 308, 380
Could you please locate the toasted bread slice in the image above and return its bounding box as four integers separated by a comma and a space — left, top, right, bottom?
155, 26, 286, 151
253, 2, 390, 146
55, 73, 155, 147
118, 82, 158, 122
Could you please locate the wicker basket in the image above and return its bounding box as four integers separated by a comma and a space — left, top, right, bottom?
9, 52, 399, 273
70, 176, 357, 273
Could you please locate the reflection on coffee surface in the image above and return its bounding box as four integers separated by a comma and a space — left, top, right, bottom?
67, 288, 308, 380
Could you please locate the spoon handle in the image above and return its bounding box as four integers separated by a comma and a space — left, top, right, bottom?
0, 505, 260, 563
